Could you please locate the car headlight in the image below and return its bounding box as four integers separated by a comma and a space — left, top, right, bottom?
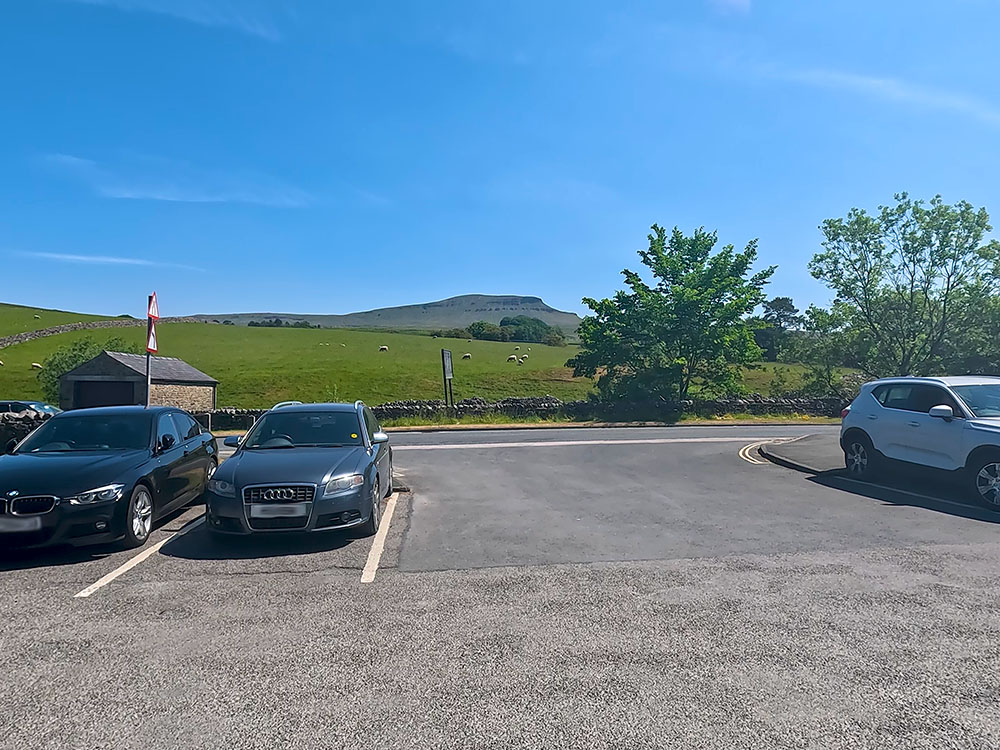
207, 479, 237, 498
323, 474, 364, 497
65, 483, 126, 505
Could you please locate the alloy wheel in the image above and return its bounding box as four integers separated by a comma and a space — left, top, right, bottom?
846, 442, 868, 476
132, 488, 153, 541
976, 462, 1000, 506
371, 480, 381, 531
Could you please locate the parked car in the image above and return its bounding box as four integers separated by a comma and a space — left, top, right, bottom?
841, 376, 1000, 508
0, 401, 50, 416
205, 401, 392, 538
0, 406, 218, 549
22, 401, 62, 416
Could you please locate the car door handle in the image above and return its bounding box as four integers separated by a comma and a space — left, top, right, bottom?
908, 421, 920, 427
867, 415, 878, 420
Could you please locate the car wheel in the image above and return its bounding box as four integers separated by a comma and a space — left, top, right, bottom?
844, 433, 878, 480
385, 459, 394, 497
360, 477, 381, 537
968, 455, 1000, 511
121, 485, 154, 549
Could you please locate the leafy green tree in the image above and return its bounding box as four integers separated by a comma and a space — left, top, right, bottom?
752, 296, 803, 362
497, 316, 564, 344
788, 305, 861, 398
467, 321, 510, 341
568, 225, 775, 402
762, 296, 802, 330
810, 193, 1000, 376
38, 336, 144, 403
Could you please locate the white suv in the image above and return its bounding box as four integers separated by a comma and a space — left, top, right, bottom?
841, 376, 1000, 509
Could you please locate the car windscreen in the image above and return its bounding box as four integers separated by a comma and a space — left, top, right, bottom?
242, 411, 364, 449
952, 385, 1000, 418
17, 414, 152, 452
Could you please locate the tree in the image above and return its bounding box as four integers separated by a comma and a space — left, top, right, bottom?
809, 193, 1000, 376
751, 296, 802, 361
37, 336, 144, 403
467, 321, 510, 341
787, 305, 860, 398
568, 225, 775, 402
762, 296, 802, 330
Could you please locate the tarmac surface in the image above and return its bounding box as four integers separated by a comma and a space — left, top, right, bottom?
4, 424, 1000, 749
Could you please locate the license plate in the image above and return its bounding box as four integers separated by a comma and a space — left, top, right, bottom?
0, 515, 43, 532
250, 504, 308, 519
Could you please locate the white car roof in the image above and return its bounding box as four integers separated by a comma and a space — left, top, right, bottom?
870, 375, 1000, 387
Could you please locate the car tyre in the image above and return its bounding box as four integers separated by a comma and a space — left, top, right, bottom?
120, 485, 154, 549
844, 433, 879, 481
385, 459, 394, 497
967, 453, 1000, 511
360, 477, 381, 537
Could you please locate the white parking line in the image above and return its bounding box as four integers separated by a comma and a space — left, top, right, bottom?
394, 436, 796, 451
361, 493, 398, 584
831, 476, 980, 512
73, 516, 204, 599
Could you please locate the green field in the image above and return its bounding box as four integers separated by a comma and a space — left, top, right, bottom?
0, 302, 112, 338
0, 323, 593, 407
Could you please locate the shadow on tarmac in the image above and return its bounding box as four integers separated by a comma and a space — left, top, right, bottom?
160, 523, 356, 560
809, 466, 1000, 524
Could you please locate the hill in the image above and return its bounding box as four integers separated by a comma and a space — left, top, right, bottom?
0, 302, 114, 338
190, 294, 582, 332
0, 323, 592, 407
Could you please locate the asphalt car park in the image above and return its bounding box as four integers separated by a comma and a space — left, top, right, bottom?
4, 424, 1000, 749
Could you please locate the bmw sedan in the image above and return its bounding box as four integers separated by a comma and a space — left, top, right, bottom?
0, 406, 218, 549
205, 401, 393, 538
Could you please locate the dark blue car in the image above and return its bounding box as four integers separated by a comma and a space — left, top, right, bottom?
0, 406, 218, 549
205, 401, 393, 538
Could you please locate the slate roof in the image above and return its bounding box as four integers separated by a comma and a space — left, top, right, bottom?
103, 351, 218, 385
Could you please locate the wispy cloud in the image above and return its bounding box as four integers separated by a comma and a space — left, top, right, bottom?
61, 0, 281, 40
44, 153, 312, 207
20, 251, 203, 272
762, 66, 1000, 127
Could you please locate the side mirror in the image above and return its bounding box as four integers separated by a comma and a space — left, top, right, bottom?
4, 439, 17, 455
159, 433, 176, 451
929, 404, 954, 420
372, 431, 390, 444
223, 435, 243, 448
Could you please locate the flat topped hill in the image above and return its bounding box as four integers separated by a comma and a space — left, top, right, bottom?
191, 294, 582, 332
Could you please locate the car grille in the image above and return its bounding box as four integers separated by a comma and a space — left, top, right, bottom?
243, 485, 314, 504
10, 496, 56, 515
247, 517, 309, 531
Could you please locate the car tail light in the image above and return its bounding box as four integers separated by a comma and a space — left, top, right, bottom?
841, 407, 851, 419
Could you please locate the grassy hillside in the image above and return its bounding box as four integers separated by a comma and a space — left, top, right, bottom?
0, 323, 592, 407
0, 302, 112, 338
190, 294, 582, 332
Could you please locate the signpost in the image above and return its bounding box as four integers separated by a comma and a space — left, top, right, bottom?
146, 292, 159, 407
441, 349, 454, 407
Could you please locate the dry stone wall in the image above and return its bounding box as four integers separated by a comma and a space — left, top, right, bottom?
0, 317, 204, 350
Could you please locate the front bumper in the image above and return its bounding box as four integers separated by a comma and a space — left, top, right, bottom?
204, 487, 370, 535
0, 501, 124, 550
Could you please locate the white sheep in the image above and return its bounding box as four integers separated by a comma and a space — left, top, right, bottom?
33, 314, 41, 319
341, 343, 346, 347
520, 354, 528, 362
527, 347, 531, 351
462, 353, 471, 359
31, 362, 43, 370
0, 359, 4, 366
514, 346, 520, 351
378, 345, 389, 352
506, 355, 517, 362
517, 359, 523, 366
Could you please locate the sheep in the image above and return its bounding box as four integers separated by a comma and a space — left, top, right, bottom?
462, 353, 471, 359
33, 314, 41, 319
517, 359, 523, 366
527, 347, 531, 351
0, 359, 4, 366
514, 346, 520, 351
378, 345, 389, 352
31, 362, 43, 370
520, 354, 528, 362
506, 355, 517, 362
341, 343, 346, 347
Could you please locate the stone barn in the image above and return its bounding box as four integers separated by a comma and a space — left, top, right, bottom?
59, 351, 218, 412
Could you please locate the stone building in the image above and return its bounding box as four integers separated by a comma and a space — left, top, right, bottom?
59, 351, 218, 412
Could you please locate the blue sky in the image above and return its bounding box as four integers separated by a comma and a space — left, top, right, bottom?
2, 0, 999, 318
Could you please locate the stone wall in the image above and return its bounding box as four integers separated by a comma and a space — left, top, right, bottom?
0, 413, 49, 447
0, 317, 204, 350
149, 384, 216, 412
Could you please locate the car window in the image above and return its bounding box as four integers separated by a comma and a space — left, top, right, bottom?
157, 413, 181, 447
877, 384, 914, 410
362, 407, 378, 441
242, 411, 365, 448
952, 384, 1000, 418
905, 385, 962, 415
171, 412, 201, 441
17, 414, 152, 452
